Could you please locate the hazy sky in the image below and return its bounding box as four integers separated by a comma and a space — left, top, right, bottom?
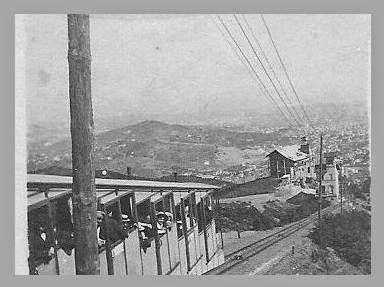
21, 14, 370, 130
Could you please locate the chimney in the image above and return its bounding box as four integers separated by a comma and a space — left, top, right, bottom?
299, 136, 310, 154
126, 166, 131, 179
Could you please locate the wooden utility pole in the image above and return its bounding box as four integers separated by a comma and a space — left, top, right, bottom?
340, 176, 343, 214
318, 133, 323, 248
67, 14, 99, 274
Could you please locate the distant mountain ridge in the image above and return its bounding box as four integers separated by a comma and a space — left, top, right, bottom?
27, 100, 368, 178
28, 120, 287, 177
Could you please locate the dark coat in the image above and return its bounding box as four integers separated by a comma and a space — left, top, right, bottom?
28, 229, 54, 271
99, 217, 126, 243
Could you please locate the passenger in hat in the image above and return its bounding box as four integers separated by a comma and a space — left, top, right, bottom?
156, 212, 167, 235
138, 215, 153, 238
121, 214, 131, 237
138, 215, 153, 253
97, 210, 127, 246
164, 211, 173, 230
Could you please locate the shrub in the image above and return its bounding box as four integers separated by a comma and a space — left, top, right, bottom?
308, 210, 371, 274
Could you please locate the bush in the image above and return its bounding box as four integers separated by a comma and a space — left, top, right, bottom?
216, 202, 276, 232
308, 210, 371, 274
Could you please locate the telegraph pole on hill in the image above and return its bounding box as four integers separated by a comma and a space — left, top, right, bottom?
67, 14, 100, 274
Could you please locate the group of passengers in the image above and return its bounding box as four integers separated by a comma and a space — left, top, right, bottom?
28, 197, 181, 273
27, 197, 75, 274
137, 211, 173, 253
95, 208, 174, 253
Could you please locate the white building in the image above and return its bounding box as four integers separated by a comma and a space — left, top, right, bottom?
317, 152, 341, 201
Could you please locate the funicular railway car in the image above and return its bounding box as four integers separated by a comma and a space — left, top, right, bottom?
134, 191, 181, 275
27, 186, 140, 275
173, 190, 224, 275
195, 191, 224, 271
26, 174, 223, 275
174, 191, 201, 275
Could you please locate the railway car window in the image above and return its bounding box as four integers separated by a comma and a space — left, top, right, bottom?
190, 193, 197, 227
184, 199, 191, 230
175, 204, 183, 239
184, 196, 196, 231
120, 195, 136, 232
137, 200, 154, 253
27, 206, 55, 275
97, 202, 126, 250
163, 194, 174, 231
197, 201, 204, 232
204, 197, 213, 226
52, 195, 75, 256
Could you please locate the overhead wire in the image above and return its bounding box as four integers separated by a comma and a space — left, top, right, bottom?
233, 14, 303, 129
90, 14, 310, 130
210, 15, 287, 123
215, 15, 296, 128
241, 14, 305, 124
260, 14, 313, 128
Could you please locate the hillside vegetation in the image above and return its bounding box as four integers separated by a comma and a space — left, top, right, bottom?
216, 177, 280, 198
308, 210, 371, 274
217, 192, 331, 232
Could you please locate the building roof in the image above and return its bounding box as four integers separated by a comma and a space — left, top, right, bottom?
266, 145, 309, 162
27, 174, 220, 190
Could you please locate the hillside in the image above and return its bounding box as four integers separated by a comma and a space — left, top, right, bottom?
216, 177, 280, 198
217, 190, 331, 233
157, 174, 233, 188
27, 120, 288, 178
33, 166, 150, 180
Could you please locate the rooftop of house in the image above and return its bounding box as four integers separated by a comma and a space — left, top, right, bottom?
266, 145, 309, 162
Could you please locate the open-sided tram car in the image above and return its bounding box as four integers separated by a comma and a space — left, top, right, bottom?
26, 176, 223, 275
134, 191, 181, 275
173, 191, 224, 275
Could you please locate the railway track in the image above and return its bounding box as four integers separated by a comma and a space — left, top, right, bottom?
204, 204, 339, 275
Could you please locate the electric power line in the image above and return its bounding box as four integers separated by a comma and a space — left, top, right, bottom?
211, 16, 289, 124
216, 15, 296, 128
241, 14, 305, 124
233, 14, 303, 129
260, 14, 313, 128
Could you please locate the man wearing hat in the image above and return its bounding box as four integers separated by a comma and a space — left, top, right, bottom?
156, 212, 167, 235
164, 211, 173, 230
96, 211, 106, 246
97, 211, 127, 246
121, 214, 132, 237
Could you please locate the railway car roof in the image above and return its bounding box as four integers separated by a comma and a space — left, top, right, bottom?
27, 174, 220, 190
135, 191, 158, 204
98, 190, 133, 205
27, 188, 72, 210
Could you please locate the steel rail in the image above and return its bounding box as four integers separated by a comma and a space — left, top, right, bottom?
204, 204, 339, 275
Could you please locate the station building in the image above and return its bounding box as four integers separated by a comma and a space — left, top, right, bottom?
266, 137, 316, 183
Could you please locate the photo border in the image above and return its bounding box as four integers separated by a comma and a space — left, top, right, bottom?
2, 0, 381, 286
